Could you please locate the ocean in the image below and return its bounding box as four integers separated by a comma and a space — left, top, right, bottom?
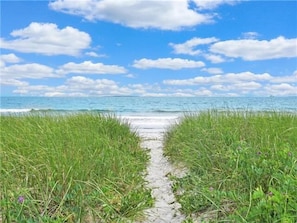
1, 96, 296, 115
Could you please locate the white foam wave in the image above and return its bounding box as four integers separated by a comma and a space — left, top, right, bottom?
0, 108, 33, 113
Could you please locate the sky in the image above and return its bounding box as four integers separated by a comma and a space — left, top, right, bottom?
1, 0, 297, 97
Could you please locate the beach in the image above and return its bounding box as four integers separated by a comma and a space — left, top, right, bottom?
123, 115, 186, 222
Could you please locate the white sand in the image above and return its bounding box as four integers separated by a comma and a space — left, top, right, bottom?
122, 115, 186, 223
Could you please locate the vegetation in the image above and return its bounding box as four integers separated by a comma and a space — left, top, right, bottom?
1, 113, 153, 222
164, 110, 297, 222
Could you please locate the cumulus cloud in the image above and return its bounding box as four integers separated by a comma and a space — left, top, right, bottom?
66, 76, 118, 90
169, 37, 228, 64
0, 22, 91, 56
85, 52, 103, 57
1, 60, 127, 90
201, 67, 223, 74
210, 36, 297, 60
203, 54, 227, 63
133, 58, 205, 69
0, 53, 21, 64
192, 0, 240, 10
0, 60, 4, 68
6, 70, 297, 97
169, 35, 296, 62
265, 83, 297, 96
164, 72, 272, 85
1, 79, 28, 87
13, 84, 61, 96
270, 71, 297, 83
49, 0, 218, 30
13, 76, 135, 96
170, 37, 219, 55
1, 63, 58, 79
162, 70, 297, 96
211, 82, 262, 92
56, 61, 127, 75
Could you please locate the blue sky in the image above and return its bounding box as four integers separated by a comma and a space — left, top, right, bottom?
1, 0, 296, 97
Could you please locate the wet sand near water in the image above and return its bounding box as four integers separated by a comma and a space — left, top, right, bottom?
122, 115, 186, 223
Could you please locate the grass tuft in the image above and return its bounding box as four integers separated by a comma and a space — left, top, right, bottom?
164, 110, 297, 222
1, 113, 153, 222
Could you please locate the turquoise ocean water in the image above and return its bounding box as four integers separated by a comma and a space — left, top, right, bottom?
1, 97, 296, 115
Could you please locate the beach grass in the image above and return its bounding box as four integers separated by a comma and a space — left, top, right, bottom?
0, 113, 153, 222
164, 110, 297, 222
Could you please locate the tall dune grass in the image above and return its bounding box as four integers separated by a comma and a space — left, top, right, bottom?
164, 110, 297, 222
1, 113, 153, 222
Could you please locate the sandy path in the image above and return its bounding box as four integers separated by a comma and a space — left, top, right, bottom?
123, 115, 186, 223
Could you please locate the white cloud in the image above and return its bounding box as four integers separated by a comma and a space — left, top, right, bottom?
203, 54, 227, 63
0, 53, 21, 64
1, 79, 28, 87
231, 82, 262, 91
265, 83, 297, 96
0, 22, 91, 56
66, 76, 116, 89
210, 84, 229, 91
164, 72, 272, 85
3, 61, 295, 96
49, 0, 215, 30
62, 76, 136, 96
6, 70, 297, 97
270, 71, 297, 83
56, 61, 127, 75
0, 60, 4, 68
241, 32, 260, 40
210, 82, 262, 94
170, 37, 219, 55
162, 71, 297, 96
193, 89, 213, 96
85, 52, 104, 57
169, 37, 230, 64
125, 73, 136, 78
44, 92, 88, 97
202, 67, 223, 74
13, 84, 60, 96
1, 61, 127, 83
12, 76, 132, 96
1, 63, 57, 79
224, 72, 272, 82
133, 58, 205, 69
192, 0, 240, 10
210, 36, 297, 60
